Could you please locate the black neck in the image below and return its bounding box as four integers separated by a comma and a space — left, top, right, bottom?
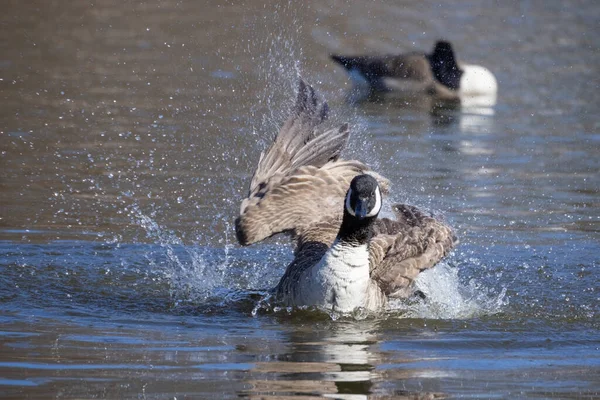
337, 209, 377, 246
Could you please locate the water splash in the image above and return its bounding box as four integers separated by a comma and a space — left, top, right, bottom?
246, 253, 508, 321
245, 11, 305, 145
127, 204, 226, 305
125, 203, 288, 310
389, 261, 508, 319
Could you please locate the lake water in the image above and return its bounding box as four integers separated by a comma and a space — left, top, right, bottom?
1, 0, 599, 398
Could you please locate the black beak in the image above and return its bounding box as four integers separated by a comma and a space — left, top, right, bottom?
354, 198, 368, 219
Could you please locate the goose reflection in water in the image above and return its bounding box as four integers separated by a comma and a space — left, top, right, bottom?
241, 321, 444, 399
346, 85, 497, 131
430, 95, 496, 131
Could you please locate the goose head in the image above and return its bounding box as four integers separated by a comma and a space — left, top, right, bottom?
339, 174, 382, 245
428, 41, 464, 91
344, 174, 382, 220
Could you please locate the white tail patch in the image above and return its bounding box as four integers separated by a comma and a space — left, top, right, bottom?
459, 64, 498, 96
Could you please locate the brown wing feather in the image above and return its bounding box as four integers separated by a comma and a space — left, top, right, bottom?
236, 80, 389, 246
248, 80, 332, 195
369, 204, 457, 298
237, 162, 366, 245
331, 53, 436, 83
386, 54, 435, 81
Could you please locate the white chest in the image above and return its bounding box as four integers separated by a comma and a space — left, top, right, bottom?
300, 241, 371, 313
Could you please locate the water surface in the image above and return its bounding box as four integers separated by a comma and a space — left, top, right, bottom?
1, 0, 599, 398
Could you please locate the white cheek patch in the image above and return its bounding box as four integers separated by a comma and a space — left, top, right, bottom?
345, 188, 356, 216
366, 186, 381, 217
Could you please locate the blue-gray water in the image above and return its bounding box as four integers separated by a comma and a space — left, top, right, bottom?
1, 1, 598, 398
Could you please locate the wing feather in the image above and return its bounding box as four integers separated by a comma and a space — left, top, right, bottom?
236, 80, 388, 246
369, 204, 457, 298
236, 162, 384, 245
248, 80, 334, 194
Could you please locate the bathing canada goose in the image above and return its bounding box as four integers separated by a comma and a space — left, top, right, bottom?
235, 80, 457, 313
331, 40, 497, 103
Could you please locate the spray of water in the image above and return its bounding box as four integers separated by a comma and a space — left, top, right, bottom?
128, 204, 214, 303
126, 202, 288, 309
389, 261, 508, 319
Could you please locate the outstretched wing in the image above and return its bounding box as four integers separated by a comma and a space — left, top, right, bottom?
235, 80, 389, 246
248, 80, 337, 193
369, 204, 457, 298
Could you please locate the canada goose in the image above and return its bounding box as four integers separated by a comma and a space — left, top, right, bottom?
331, 40, 497, 103
235, 80, 457, 313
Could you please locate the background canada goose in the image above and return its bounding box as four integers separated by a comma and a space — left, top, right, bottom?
235, 80, 457, 313
331, 40, 497, 103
